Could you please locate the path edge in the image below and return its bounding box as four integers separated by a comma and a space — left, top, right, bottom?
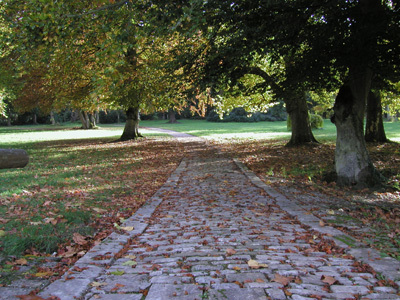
234, 158, 400, 284
38, 158, 188, 300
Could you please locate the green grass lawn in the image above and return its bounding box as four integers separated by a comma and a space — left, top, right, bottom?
141, 119, 400, 143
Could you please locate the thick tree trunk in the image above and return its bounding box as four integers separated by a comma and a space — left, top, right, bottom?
167, 109, 179, 124
120, 106, 142, 141
365, 90, 388, 143
332, 68, 384, 187
285, 92, 318, 146
79, 111, 89, 129
0, 149, 29, 169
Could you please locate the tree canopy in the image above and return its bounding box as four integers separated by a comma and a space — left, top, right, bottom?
1, 0, 400, 186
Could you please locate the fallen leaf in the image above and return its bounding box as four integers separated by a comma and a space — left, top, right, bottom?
273, 274, 291, 286
61, 246, 79, 258
33, 271, 54, 278
110, 270, 125, 275
73, 232, 87, 245
247, 259, 268, 269
91, 281, 108, 287
0, 230, 5, 237
321, 275, 337, 285
93, 207, 107, 213
319, 220, 325, 227
226, 248, 237, 256
122, 260, 137, 266
120, 226, 134, 232
124, 255, 137, 260
14, 258, 28, 265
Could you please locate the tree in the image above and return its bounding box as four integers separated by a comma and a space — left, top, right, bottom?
158, 0, 400, 186
157, 1, 321, 145
1, 1, 180, 138
365, 90, 389, 143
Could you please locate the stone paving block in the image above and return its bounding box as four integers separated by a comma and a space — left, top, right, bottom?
0, 287, 33, 300
373, 286, 398, 293
361, 293, 400, 299
39, 278, 93, 300
63, 264, 104, 280
146, 283, 204, 300
265, 287, 287, 300
208, 287, 268, 300
330, 284, 370, 295
291, 295, 320, 300
225, 272, 268, 283
195, 276, 222, 285
150, 275, 194, 284
95, 274, 150, 293
88, 294, 142, 300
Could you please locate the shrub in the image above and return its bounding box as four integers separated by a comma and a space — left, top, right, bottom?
287, 113, 324, 131
310, 114, 324, 129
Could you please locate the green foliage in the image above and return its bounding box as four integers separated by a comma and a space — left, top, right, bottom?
287, 113, 324, 131
310, 114, 324, 129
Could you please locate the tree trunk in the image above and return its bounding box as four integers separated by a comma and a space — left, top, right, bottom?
0, 149, 29, 169
332, 68, 384, 187
32, 112, 38, 125
120, 106, 142, 141
285, 92, 318, 146
365, 90, 388, 143
167, 109, 179, 124
88, 113, 96, 128
50, 111, 56, 125
78, 111, 89, 129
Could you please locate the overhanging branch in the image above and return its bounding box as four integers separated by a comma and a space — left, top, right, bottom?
66, 0, 130, 18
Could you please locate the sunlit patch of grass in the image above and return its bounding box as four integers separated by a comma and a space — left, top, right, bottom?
0, 126, 185, 258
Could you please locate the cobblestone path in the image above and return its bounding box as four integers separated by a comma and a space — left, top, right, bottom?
12, 136, 400, 299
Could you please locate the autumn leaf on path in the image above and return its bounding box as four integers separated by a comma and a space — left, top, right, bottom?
226, 248, 237, 256
120, 226, 134, 232
272, 274, 292, 286
91, 281, 108, 287
247, 259, 268, 269
321, 275, 338, 285
16, 293, 59, 300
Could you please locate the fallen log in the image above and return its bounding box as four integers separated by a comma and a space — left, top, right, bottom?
0, 149, 29, 169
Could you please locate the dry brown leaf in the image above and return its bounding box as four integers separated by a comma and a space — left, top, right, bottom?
321, 275, 337, 285
226, 248, 237, 256
14, 258, 28, 265
272, 274, 291, 286
73, 232, 87, 245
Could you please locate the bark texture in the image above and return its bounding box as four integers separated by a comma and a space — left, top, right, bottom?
167, 109, 179, 124
365, 91, 388, 143
332, 69, 383, 187
120, 106, 142, 141
286, 92, 318, 146
0, 149, 29, 169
